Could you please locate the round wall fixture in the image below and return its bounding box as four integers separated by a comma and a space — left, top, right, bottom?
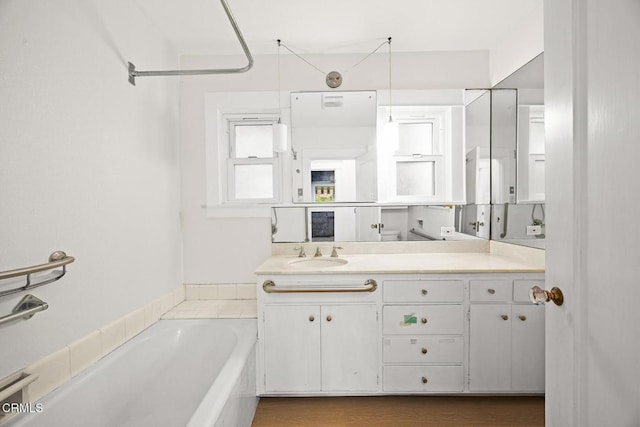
325, 71, 342, 88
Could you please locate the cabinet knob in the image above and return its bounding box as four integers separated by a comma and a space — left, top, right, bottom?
326, 315, 332, 322
518, 315, 527, 321
487, 288, 496, 294
421, 317, 428, 324
421, 347, 428, 354
421, 289, 428, 295
421, 376, 428, 384
501, 314, 509, 321
309, 315, 315, 322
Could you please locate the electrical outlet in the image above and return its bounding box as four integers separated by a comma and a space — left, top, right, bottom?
441, 226, 454, 236
527, 225, 542, 236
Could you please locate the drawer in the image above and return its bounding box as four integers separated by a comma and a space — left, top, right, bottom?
513, 279, 544, 303
383, 336, 464, 364
383, 305, 464, 335
383, 280, 464, 303
470, 280, 512, 302
383, 366, 464, 392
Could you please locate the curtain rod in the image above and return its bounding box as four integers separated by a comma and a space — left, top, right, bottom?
127, 0, 253, 86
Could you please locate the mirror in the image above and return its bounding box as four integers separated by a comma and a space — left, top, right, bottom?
490, 53, 545, 249
290, 91, 378, 203
271, 205, 467, 243
273, 89, 483, 243
460, 90, 491, 239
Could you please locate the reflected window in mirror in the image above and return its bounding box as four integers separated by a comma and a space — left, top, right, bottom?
378, 106, 459, 203
517, 105, 545, 202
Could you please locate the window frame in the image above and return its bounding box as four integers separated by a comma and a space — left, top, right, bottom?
222, 114, 282, 204
380, 106, 453, 203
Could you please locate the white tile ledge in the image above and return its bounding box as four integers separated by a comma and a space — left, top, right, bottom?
162, 300, 257, 319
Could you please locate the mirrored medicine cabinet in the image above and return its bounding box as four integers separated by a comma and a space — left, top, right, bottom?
272, 54, 545, 249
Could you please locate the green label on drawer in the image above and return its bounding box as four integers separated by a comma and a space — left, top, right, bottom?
400, 314, 417, 326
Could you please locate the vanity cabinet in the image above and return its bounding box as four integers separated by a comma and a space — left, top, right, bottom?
381, 280, 466, 392
468, 279, 545, 392
256, 268, 545, 396
261, 297, 378, 393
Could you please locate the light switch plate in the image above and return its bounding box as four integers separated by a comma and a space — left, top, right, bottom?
441, 226, 454, 236
527, 225, 542, 236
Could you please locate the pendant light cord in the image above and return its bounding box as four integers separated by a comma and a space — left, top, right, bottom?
277, 39, 282, 120
388, 36, 393, 122
277, 38, 392, 76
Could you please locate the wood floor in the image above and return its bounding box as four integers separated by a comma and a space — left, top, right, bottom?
251, 396, 544, 427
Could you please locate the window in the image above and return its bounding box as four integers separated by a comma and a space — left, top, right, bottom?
224, 115, 281, 203
379, 106, 452, 202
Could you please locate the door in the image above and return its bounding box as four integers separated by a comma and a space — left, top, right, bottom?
263, 305, 321, 392
469, 304, 511, 391
320, 304, 378, 392
511, 305, 544, 392
545, 0, 640, 425
355, 206, 382, 241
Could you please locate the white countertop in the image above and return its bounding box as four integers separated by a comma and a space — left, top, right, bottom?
255, 251, 544, 275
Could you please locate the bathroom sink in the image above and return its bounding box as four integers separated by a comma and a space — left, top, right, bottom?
287, 258, 348, 269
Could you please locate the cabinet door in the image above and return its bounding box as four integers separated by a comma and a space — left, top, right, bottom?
263, 305, 321, 392
321, 304, 379, 392
511, 304, 545, 392
469, 304, 512, 391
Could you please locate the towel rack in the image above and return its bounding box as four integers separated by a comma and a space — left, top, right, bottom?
263, 279, 377, 294
0, 251, 75, 299
410, 228, 445, 241
127, 0, 254, 85
0, 294, 48, 327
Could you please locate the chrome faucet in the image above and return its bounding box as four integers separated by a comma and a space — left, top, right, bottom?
294, 246, 306, 258
314, 247, 322, 257
330, 246, 343, 257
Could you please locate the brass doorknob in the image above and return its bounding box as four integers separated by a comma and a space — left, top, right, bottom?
530, 285, 564, 306
326, 315, 332, 322
421, 289, 428, 295
421, 376, 428, 384
421, 317, 428, 324
309, 315, 315, 322
501, 314, 509, 321
421, 347, 428, 354
518, 315, 526, 321
487, 288, 496, 294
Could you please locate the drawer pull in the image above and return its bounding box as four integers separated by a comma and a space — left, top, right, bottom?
421, 317, 428, 324
518, 315, 527, 321
421, 376, 428, 384
501, 314, 509, 321
309, 315, 315, 322
487, 288, 496, 294
421, 347, 428, 354
326, 315, 332, 322
421, 289, 428, 295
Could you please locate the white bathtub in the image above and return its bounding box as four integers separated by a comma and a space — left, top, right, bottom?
6, 319, 258, 427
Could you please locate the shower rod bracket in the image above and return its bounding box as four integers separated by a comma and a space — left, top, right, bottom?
127, 0, 253, 86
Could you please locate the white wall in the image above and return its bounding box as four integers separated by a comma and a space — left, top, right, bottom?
0, 0, 182, 378
489, 3, 544, 86
180, 51, 491, 284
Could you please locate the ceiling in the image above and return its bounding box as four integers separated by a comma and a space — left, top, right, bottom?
133, 0, 543, 57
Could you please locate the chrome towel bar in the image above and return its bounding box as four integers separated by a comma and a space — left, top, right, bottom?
0, 294, 48, 327
263, 279, 377, 294
409, 228, 445, 241
0, 251, 75, 298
